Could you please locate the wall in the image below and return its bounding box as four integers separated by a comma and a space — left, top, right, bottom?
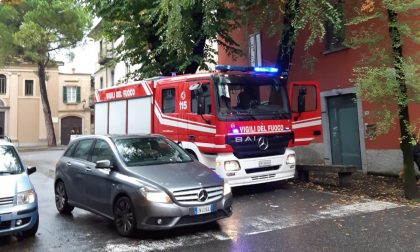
58, 73, 92, 144
0, 63, 60, 146
217, 1, 420, 175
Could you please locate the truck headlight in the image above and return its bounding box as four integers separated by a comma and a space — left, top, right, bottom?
224, 161, 240, 171
140, 187, 172, 203
17, 189, 36, 205
286, 154, 296, 165
223, 182, 231, 195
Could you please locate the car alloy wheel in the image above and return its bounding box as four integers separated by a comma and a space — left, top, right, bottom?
55, 181, 74, 214
114, 196, 136, 237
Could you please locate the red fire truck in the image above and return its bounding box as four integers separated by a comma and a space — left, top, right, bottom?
94, 65, 321, 187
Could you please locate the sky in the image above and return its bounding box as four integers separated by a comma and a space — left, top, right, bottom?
53, 39, 96, 75
53, 17, 100, 75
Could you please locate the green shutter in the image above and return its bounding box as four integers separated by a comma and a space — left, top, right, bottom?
76, 86, 81, 103
63, 86, 67, 103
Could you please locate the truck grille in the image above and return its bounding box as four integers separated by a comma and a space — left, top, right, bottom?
226, 133, 293, 159
172, 186, 223, 205
245, 165, 281, 174
0, 196, 14, 206
251, 174, 276, 181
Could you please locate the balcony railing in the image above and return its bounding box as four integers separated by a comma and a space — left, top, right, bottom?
98, 49, 114, 65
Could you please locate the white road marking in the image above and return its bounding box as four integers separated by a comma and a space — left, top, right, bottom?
100, 200, 401, 252
241, 200, 400, 236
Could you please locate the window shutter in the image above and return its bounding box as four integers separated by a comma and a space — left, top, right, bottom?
76, 86, 81, 103
63, 87, 67, 103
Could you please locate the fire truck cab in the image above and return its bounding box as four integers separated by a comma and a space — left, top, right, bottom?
94, 65, 321, 187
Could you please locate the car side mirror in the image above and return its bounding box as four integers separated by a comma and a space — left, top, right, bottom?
96, 160, 112, 169
27, 166, 36, 175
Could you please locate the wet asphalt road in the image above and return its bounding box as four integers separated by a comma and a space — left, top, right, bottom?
1, 150, 420, 252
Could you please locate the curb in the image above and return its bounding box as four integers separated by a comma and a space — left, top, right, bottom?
18, 146, 66, 152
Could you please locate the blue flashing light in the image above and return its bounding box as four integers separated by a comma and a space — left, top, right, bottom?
216, 65, 279, 74
232, 128, 240, 134
215, 65, 251, 72
254, 67, 279, 73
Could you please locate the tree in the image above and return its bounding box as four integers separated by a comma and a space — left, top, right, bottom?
347, 0, 420, 199
236, 0, 419, 199
0, 0, 91, 146
87, 0, 241, 78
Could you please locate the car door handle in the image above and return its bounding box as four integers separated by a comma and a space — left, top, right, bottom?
66, 162, 72, 167
85, 167, 92, 172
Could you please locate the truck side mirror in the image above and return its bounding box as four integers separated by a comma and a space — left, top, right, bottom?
197, 95, 205, 115
297, 87, 307, 113
189, 83, 205, 115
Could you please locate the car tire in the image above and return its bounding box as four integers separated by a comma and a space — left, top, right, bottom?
113, 196, 137, 237
22, 213, 39, 237
55, 181, 74, 214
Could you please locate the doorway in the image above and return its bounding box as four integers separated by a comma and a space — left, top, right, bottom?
327, 94, 362, 168
0, 112, 4, 137
61, 116, 82, 145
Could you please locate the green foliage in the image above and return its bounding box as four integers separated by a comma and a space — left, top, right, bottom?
348, 0, 420, 137
0, 4, 23, 66
87, 0, 241, 78
0, 0, 91, 65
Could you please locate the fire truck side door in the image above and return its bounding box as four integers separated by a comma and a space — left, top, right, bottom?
185, 81, 216, 148
289, 81, 322, 146
154, 83, 179, 140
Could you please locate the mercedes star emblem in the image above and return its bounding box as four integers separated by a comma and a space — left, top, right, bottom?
257, 137, 269, 150
198, 189, 208, 202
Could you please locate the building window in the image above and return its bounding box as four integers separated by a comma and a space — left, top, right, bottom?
0, 75, 6, 94
100, 77, 103, 89
325, 0, 345, 52
162, 88, 175, 114
111, 70, 115, 87
63, 86, 81, 104
25, 80, 34, 96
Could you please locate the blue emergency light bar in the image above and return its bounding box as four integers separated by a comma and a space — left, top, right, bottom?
215, 65, 279, 73
254, 67, 279, 73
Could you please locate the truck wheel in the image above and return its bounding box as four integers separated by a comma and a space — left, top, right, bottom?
113, 196, 137, 237
22, 213, 39, 237
55, 181, 74, 214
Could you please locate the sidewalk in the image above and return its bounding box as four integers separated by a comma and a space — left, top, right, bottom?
17, 145, 66, 152
292, 171, 420, 205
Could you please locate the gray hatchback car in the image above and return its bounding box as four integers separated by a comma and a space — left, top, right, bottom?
0, 139, 38, 238
55, 134, 233, 236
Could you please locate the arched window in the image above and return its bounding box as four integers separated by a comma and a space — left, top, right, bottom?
0, 75, 6, 94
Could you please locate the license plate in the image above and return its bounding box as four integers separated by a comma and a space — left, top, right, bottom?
259, 160, 271, 167
193, 205, 214, 215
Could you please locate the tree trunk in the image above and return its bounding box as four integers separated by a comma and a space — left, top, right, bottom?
37, 62, 57, 147
184, 3, 206, 74
184, 37, 206, 74
387, 9, 419, 199
276, 0, 299, 77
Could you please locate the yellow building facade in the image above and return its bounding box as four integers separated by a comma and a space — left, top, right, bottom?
0, 63, 91, 147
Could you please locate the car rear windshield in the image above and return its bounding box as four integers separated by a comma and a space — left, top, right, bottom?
0, 146, 24, 175
115, 137, 193, 167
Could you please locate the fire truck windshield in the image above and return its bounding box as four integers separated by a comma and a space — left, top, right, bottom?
214, 75, 291, 121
